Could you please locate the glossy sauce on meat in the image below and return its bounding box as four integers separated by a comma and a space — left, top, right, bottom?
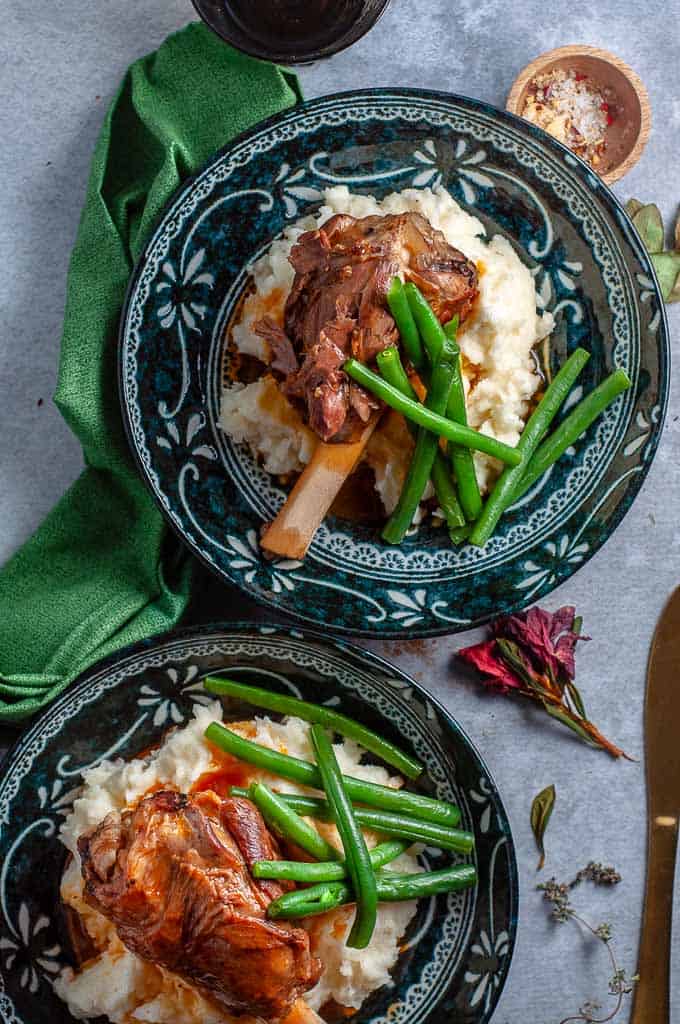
78, 790, 321, 1022
191, 752, 254, 797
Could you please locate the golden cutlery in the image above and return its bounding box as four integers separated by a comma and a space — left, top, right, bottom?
630, 587, 680, 1022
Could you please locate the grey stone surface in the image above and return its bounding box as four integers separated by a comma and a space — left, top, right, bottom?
1, 1, 679, 1020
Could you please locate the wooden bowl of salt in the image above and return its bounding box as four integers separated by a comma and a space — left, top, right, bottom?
506, 45, 651, 184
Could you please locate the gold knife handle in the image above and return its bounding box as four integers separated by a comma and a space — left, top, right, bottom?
630, 813, 679, 1023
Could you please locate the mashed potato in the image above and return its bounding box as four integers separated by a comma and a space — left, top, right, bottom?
220, 377, 316, 475
55, 703, 420, 1024
220, 185, 554, 509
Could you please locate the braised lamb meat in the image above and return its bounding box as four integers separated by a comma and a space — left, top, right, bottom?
254, 211, 478, 442
78, 790, 322, 1021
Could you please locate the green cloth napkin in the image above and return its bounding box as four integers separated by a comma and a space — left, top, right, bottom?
0, 23, 300, 724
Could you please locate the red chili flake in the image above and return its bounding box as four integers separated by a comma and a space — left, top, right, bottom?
574, 72, 587, 82
600, 102, 609, 112
606, 113, 614, 126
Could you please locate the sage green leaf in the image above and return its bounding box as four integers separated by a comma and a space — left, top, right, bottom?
651, 251, 680, 302
625, 198, 644, 218
530, 784, 556, 871
495, 639, 538, 689
566, 680, 587, 718
670, 272, 680, 304
633, 204, 664, 253
543, 701, 597, 746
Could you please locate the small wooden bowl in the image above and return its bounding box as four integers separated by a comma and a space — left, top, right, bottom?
506, 45, 651, 184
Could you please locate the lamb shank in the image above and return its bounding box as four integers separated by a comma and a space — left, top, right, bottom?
78, 789, 322, 1021
255, 210, 478, 442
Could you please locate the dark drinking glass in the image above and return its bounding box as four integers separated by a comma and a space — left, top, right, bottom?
192, 0, 391, 63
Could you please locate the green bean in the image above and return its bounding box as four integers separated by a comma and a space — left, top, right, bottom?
250, 782, 340, 861
269, 890, 348, 918
343, 360, 522, 466
375, 864, 477, 900
311, 725, 377, 948
404, 282, 454, 361
231, 785, 256, 798
232, 788, 472, 853
376, 347, 465, 530
270, 884, 343, 918
430, 457, 467, 530
206, 722, 460, 826
387, 277, 425, 370
448, 524, 472, 544
267, 864, 478, 920
383, 338, 457, 544
418, 348, 482, 525
443, 315, 459, 348
386, 307, 478, 526
443, 319, 482, 521
203, 676, 422, 780
253, 839, 409, 883
266, 881, 342, 910
376, 345, 419, 403
376, 345, 419, 404
469, 348, 591, 547
508, 369, 632, 504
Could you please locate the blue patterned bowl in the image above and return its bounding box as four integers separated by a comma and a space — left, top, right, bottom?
0, 625, 517, 1024
119, 89, 669, 637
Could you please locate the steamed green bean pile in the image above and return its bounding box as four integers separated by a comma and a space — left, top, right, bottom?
344, 277, 632, 548
203, 678, 476, 949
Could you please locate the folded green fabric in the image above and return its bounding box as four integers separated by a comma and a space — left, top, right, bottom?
0, 23, 301, 724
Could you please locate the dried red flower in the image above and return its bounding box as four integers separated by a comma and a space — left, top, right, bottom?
458, 604, 628, 759
494, 605, 589, 682
458, 639, 523, 692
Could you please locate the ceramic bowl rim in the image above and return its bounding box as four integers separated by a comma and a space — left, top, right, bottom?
117, 87, 670, 639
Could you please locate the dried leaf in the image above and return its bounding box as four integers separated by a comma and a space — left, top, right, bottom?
495, 639, 542, 690
625, 198, 644, 218
566, 680, 587, 718
670, 272, 680, 304
633, 204, 664, 253
543, 701, 597, 745
531, 784, 556, 871
651, 251, 680, 302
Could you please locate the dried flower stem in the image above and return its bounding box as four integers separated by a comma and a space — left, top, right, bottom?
516, 686, 630, 760
558, 913, 623, 1024
538, 864, 637, 1024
